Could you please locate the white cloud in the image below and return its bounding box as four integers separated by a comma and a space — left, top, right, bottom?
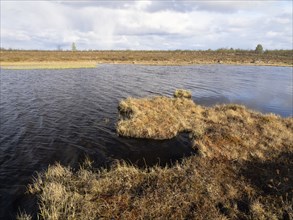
1, 0, 292, 50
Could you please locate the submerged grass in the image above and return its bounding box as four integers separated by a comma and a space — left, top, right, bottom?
19, 91, 293, 219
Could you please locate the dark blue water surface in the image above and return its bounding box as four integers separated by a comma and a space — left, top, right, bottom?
0, 64, 292, 218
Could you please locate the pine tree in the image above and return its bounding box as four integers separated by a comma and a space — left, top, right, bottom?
72, 42, 77, 51
255, 44, 263, 54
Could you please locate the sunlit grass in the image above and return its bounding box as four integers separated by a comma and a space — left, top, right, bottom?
17, 90, 293, 219
19, 153, 293, 219
1, 50, 292, 66
0, 61, 97, 69
117, 90, 293, 160
174, 89, 192, 98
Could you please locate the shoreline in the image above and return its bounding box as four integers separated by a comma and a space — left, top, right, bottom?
18, 92, 293, 219
0, 61, 98, 70
1, 60, 292, 70
1, 50, 292, 69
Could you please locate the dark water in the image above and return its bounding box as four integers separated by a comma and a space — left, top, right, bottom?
0, 64, 292, 218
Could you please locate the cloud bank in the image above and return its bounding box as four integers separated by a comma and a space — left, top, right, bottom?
1, 1, 292, 50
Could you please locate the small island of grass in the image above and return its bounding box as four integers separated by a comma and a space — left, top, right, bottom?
117, 90, 292, 160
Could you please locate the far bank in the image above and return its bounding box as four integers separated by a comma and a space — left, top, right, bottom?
1, 50, 292, 69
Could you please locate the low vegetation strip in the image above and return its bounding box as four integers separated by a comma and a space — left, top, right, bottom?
117, 90, 293, 160
1, 50, 293, 66
18, 90, 293, 219
0, 61, 97, 69
20, 153, 293, 219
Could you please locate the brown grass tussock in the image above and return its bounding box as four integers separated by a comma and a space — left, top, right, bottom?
18, 90, 293, 219
117, 91, 293, 161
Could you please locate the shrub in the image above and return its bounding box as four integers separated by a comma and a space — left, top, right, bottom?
255, 44, 264, 54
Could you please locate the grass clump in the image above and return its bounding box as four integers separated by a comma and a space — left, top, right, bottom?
117, 92, 293, 161
19, 92, 293, 219
20, 154, 293, 219
174, 89, 192, 98
117, 96, 198, 139
16, 212, 32, 220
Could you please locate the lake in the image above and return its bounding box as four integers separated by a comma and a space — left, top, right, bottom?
0, 64, 292, 218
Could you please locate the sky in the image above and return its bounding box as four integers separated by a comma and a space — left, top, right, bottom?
1, 0, 292, 50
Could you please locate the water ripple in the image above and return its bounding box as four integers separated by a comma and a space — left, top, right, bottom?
0, 64, 292, 218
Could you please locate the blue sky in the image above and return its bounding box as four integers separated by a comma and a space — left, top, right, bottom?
1, 0, 292, 50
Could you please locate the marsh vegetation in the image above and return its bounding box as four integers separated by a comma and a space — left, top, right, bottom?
1, 49, 292, 68
117, 91, 293, 160
18, 91, 293, 219
0, 61, 97, 69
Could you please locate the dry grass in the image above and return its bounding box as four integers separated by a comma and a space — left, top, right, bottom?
117, 91, 293, 161
18, 91, 293, 219
0, 61, 97, 69
16, 212, 32, 220
117, 96, 198, 139
174, 89, 192, 98
1, 50, 292, 66
20, 154, 293, 219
